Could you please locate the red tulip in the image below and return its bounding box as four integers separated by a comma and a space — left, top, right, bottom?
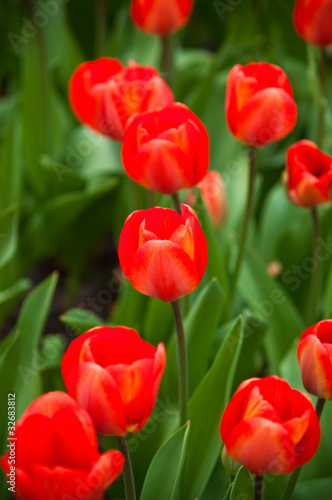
188, 170, 228, 228
69, 58, 174, 141
121, 103, 209, 194
297, 320, 332, 400
226, 62, 297, 147
284, 139, 332, 207
62, 326, 166, 436
118, 203, 207, 301
0, 392, 124, 500
130, 0, 194, 36
293, 0, 332, 47
220, 376, 320, 475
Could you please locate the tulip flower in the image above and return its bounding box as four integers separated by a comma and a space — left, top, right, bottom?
121, 103, 209, 194
293, 0, 332, 47
118, 203, 207, 301
187, 170, 227, 228
226, 62, 297, 147
284, 139, 332, 208
220, 376, 320, 475
69, 58, 174, 141
130, 0, 194, 36
62, 326, 166, 436
0, 392, 124, 500
297, 320, 332, 400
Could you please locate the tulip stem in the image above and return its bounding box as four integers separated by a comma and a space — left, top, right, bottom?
172, 192, 182, 214
315, 397, 326, 420
317, 48, 329, 149
171, 300, 188, 427
116, 436, 136, 500
162, 35, 173, 87
283, 397, 326, 500
254, 475, 264, 500
229, 146, 257, 305
307, 207, 320, 325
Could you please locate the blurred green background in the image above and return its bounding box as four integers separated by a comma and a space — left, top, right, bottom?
0, 0, 332, 499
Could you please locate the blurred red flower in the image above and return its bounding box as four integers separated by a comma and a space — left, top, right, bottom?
297, 320, 332, 400
220, 376, 320, 475
69, 58, 173, 141
226, 62, 297, 147
284, 139, 332, 207
293, 0, 332, 47
0, 392, 124, 500
62, 326, 166, 436
121, 103, 209, 194
118, 204, 207, 301
130, 0, 194, 36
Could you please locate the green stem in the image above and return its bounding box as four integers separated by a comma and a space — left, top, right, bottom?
254, 475, 264, 500
172, 192, 182, 214
161, 35, 173, 87
315, 397, 326, 420
229, 146, 257, 305
171, 300, 188, 427
95, 0, 107, 57
317, 48, 328, 149
116, 436, 136, 500
282, 398, 326, 500
307, 207, 320, 325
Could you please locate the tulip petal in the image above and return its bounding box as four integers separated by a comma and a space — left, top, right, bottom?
298, 334, 332, 399
88, 451, 124, 491
130, 239, 200, 301
65, 363, 127, 436
226, 418, 296, 475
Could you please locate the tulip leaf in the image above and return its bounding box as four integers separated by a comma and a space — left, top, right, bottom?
0, 278, 32, 327
143, 297, 174, 345
140, 421, 190, 500
222, 484, 232, 500
110, 282, 148, 333
238, 246, 304, 372
182, 316, 243, 500
230, 466, 254, 500
163, 278, 225, 402
200, 206, 228, 291
60, 308, 106, 336
0, 272, 58, 459
0, 204, 18, 269
292, 478, 332, 500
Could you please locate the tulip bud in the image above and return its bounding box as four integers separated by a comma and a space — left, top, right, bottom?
226, 62, 297, 147
62, 326, 166, 436
297, 320, 332, 400
69, 58, 173, 141
121, 102, 210, 194
118, 204, 207, 302
284, 140, 332, 208
220, 376, 321, 475
0, 392, 124, 500
293, 0, 332, 47
130, 0, 194, 36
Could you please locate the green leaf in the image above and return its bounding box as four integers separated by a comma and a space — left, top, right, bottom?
0, 278, 31, 326
0, 204, 18, 269
0, 272, 58, 455
60, 308, 106, 335
163, 278, 225, 402
140, 422, 190, 500
0, 111, 22, 210
182, 316, 243, 500
239, 247, 304, 372
222, 484, 232, 500
230, 466, 254, 500
110, 282, 148, 333
293, 478, 332, 500
143, 297, 173, 345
